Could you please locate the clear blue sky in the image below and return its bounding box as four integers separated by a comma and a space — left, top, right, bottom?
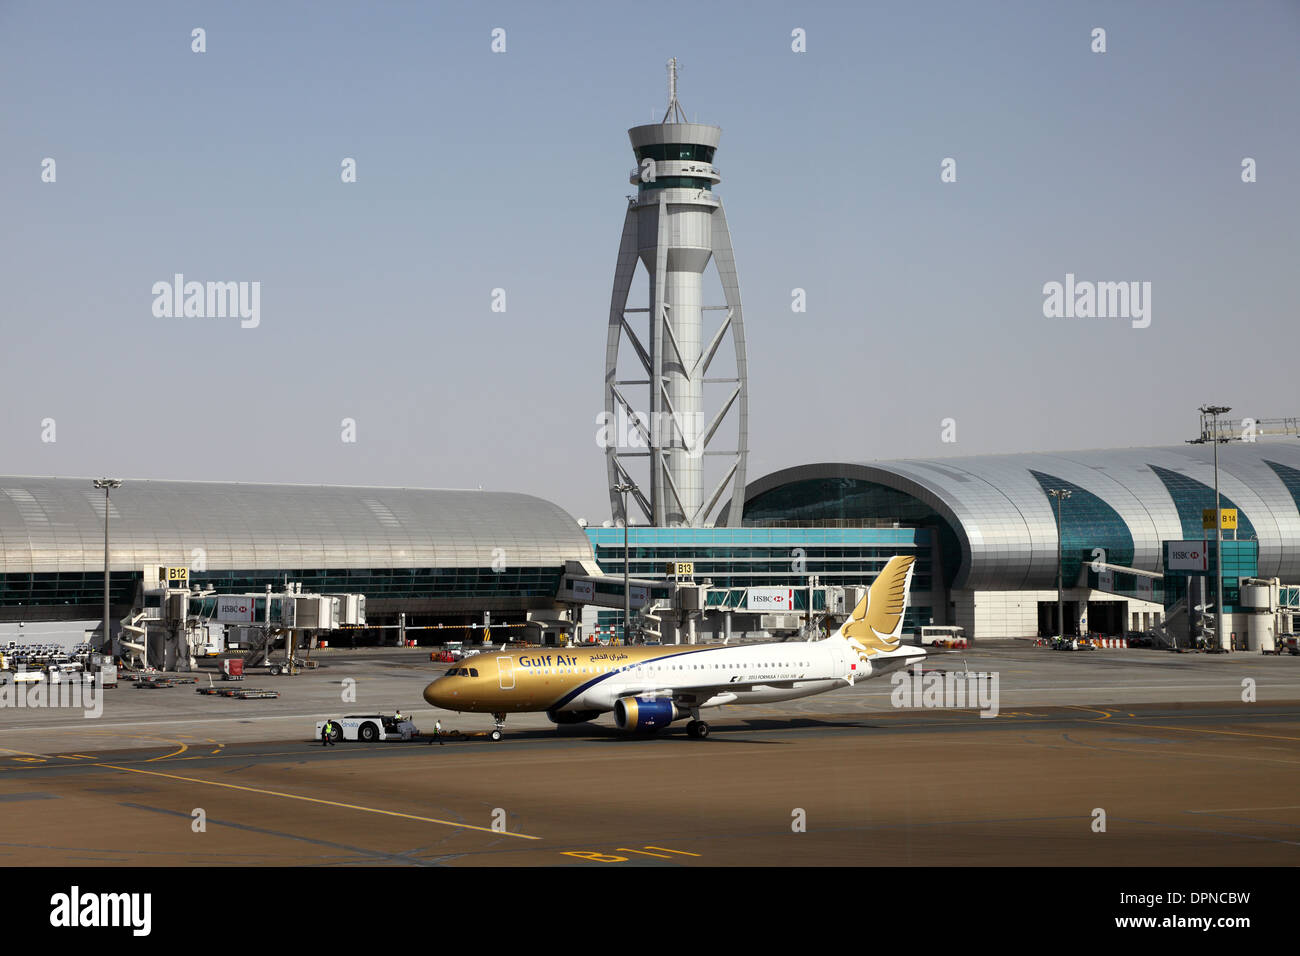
2, 0, 1297, 523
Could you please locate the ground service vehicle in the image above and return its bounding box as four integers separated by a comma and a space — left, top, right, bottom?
315, 714, 417, 742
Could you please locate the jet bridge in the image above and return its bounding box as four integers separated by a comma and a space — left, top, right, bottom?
1240, 578, 1300, 651
557, 561, 861, 645
118, 578, 365, 672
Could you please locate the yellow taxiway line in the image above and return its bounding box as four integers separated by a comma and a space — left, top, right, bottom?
1118, 722, 1300, 744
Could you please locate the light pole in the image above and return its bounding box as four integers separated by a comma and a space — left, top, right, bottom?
1188, 405, 1231, 650
1048, 488, 1071, 639
614, 481, 633, 645
92, 478, 122, 655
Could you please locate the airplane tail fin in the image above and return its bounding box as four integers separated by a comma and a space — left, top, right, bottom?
834, 554, 922, 661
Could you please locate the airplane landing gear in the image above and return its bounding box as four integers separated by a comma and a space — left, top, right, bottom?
686, 719, 710, 740
491, 712, 506, 742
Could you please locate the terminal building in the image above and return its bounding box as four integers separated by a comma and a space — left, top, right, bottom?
737, 443, 1300, 643
2, 442, 1298, 648
0, 478, 594, 643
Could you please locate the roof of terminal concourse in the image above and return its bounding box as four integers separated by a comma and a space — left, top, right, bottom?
743, 444, 1300, 591
0, 477, 593, 574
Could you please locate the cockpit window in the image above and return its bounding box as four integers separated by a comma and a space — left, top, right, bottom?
469, 668, 479, 677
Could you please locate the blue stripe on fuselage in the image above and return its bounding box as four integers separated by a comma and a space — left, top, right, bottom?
551, 646, 718, 710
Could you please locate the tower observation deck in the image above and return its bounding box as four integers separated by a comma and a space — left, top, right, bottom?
604, 59, 750, 528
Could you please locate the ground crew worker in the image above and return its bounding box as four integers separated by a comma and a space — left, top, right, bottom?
321, 720, 334, 747
430, 718, 443, 745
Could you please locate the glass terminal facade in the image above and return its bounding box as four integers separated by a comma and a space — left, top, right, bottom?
0, 567, 563, 616
1149, 465, 1258, 541
586, 525, 935, 632
1264, 459, 1300, 512
742, 476, 962, 588
1029, 470, 1135, 584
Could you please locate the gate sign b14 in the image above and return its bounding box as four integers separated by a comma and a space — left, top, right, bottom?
1202, 508, 1238, 531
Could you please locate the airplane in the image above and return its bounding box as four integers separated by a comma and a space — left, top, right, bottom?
422, 554, 926, 740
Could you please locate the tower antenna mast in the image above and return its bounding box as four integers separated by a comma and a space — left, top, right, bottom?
663, 57, 687, 123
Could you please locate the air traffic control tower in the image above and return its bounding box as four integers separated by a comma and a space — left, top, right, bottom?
605, 59, 749, 528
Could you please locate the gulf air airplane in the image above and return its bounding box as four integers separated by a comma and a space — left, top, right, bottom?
422, 554, 925, 740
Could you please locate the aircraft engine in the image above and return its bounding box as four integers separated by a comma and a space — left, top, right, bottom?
613, 696, 680, 732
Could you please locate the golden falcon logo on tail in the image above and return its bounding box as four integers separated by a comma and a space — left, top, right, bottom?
842, 555, 916, 661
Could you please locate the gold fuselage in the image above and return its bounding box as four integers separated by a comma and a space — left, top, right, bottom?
422, 641, 841, 715
424, 646, 700, 714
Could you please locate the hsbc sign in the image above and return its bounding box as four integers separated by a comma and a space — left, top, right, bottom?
747, 587, 795, 611
1166, 541, 1209, 572
215, 598, 256, 623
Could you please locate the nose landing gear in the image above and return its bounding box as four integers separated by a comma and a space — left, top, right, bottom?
491, 712, 506, 741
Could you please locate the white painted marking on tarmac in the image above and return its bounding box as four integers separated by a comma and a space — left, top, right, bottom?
0, 712, 367, 733
1187, 805, 1300, 814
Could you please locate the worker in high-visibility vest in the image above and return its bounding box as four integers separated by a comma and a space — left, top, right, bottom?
321, 721, 334, 747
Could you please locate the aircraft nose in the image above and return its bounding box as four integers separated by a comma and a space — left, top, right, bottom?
423, 679, 446, 708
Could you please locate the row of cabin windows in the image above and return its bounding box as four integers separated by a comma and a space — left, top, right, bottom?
525, 660, 809, 676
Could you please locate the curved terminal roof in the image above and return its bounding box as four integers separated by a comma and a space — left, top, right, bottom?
743, 444, 1300, 591
0, 477, 592, 574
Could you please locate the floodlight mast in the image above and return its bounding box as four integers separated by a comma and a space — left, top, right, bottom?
1047, 488, 1072, 639
1187, 405, 1231, 650
92, 478, 122, 655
